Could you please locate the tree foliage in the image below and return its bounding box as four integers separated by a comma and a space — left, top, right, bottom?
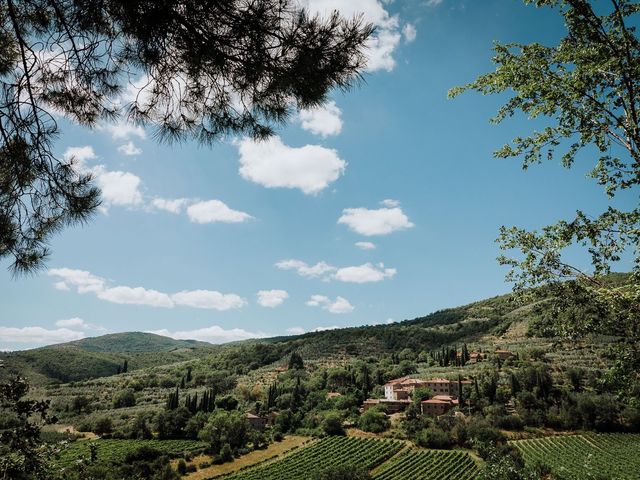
0, 0, 373, 273
0, 376, 57, 480
450, 0, 640, 400
450, 0, 639, 286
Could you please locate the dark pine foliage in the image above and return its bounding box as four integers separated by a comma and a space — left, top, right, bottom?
0, 0, 373, 273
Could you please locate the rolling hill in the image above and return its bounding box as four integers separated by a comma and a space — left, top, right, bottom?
1, 273, 630, 385
0, 332, 220, 384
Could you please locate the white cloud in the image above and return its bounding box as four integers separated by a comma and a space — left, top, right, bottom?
54, 317, 107, 332
306, 294, 354, 313
329, 297, 355, 314
55, 317, 86, 328
298, 101, 343, 137
100, 121, 146, 140
148, 325, 269, 344
306, 294, 328, 307
366, 29, 402, 72
334, 263, 396, 283
275, 260, 336, 278
117, 141, 142, 156
286, 327, 306, 335
62, 146, 251, 227
186, 200, 253, 224
237, 136, 346, 195
298, 0, 408, 73
62, 146, 97, 171
257, 290, 289, 308
426, 0, 443, 6
151, 198, 189, 214
63, 146, 144, 209
53, 281, 70, 291
0, 326, 85, 345
48, 268, 246, 311
172, 290, 247, 311
313, 325, 342, 332
338, 202, 414, 236
380, 198, 400, 207
299, 0, 395, 27
355, 241, 376, 250
48, 268, 105, 294
98, 286, 174, 308
402, 23, 417, 43
93, 167, 144, 207
276, 259, 396, 283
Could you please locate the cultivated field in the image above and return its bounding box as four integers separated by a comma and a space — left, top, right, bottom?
216, 437, 404, 480
372, 449, 479, 480
511, 433, 640, 479
54, 439, 208, 468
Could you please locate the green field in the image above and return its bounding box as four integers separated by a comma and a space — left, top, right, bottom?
511, 433, 640, 480
54, 439, 208, 468
373, 449, 479, 480
217, 436, 404, 480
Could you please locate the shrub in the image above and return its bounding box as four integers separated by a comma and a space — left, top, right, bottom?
415, 427, 453, 449
93, 417, 113, 436
322, 413, 345, 436
220, 443, 233, 463
113, 389, 136, 409
357, 408, 390, 433
176, 459, 187, 475
494, 415, 524, 431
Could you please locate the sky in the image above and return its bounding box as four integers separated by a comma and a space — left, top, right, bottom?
0, 0, 636, 350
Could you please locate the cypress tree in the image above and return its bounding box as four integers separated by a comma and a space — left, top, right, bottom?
510, 373, 520, 397
209, 388, 216, 412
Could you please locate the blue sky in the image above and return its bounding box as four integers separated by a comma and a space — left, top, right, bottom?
1, 0, 635, 350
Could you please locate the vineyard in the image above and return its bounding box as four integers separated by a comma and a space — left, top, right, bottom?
372, 449, 479, 480
54, 439, 208, 468
511, 433, 640, 480
215, 436, 404, 480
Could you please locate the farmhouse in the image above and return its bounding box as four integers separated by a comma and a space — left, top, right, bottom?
495, 349, 515, 360
469, 352, 486, 363
421, 395, 459, 416
363, 376, 471, 415
423, 378, 472, 398
245, 412, 267, 430
384, 377, 430, 400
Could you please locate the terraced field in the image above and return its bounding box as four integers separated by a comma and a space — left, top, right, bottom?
511, 433, 640, 480
216, 437, 404, 480
55, 439, 208, 468
373, 449, 479, 480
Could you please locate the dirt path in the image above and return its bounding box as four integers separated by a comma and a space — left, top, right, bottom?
176, 435, 313, 479
54, 424, 98, 440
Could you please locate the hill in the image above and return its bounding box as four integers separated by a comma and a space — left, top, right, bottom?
0, 332, 219, 384
65, 332, 213, 353
2, 273, 631, 385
